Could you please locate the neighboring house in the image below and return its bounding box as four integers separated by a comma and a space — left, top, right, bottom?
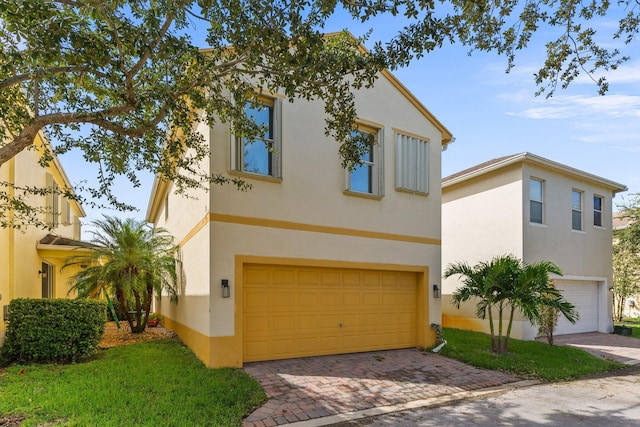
612, 212, 640, 319
1, 131, 88, 345
146, 69, 453, 368
441, 152, 627, 340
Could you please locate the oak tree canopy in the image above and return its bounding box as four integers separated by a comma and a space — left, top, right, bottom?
1, 0, 636, 228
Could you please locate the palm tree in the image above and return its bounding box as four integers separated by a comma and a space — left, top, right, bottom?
445, 254, 578, 353
64, 216, 179, 333
444, 255, 520, 353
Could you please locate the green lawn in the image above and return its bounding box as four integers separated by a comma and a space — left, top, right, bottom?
438, 328, 623, 381
0, 338, 265, 426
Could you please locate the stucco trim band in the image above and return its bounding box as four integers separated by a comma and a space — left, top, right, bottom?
178, 212, 442, 248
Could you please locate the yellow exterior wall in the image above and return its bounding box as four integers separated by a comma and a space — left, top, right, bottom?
1, 132, 85, 345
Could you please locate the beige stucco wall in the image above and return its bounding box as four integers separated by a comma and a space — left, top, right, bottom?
441, 158, 619, 340
522, 163, 616, 278
150, 71, 447, 366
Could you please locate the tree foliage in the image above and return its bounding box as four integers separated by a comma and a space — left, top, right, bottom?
1, 0, 637, 227
445, 254, 577, 353
613, 194, 640, 321
64, 215, 180, 333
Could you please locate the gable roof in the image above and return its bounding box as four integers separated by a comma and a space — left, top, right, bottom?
442, 152, 627, 194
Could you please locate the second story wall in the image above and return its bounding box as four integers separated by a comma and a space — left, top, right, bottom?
442, 163, 525, 278
522, 162, 619, 278
208, 73, 445, 240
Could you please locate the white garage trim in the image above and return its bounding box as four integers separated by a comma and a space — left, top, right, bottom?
555, 280, 599, 335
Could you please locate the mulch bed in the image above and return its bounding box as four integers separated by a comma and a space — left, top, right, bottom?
99, 321, 176, 348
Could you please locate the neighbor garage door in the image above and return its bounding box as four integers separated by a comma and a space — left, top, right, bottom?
243, 264, 418, 362
555, 280, 599, 335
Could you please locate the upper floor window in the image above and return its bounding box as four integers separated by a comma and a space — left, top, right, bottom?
45, 173, 59, 228
593, 195, 604, 227
529, 178, 544, 224
234, 97, 282, 178
395, 132, 429, 195
345, 124, 382, 197
572, 189, 583, 231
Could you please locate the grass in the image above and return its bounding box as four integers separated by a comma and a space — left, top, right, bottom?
438, 328, 623, 381
0, 338, 265, 426
615, 322, 640, 337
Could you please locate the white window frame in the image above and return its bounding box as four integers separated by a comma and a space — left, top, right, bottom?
344, 124, 383, 198
593, 195, 604, 228
232, 96, 282, 179
572, 189, 583, 231
395, 131, 430, 195
529, 177, 544, 224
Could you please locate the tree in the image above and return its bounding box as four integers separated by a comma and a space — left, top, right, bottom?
613, 194, 640, 321
64, 215, 179, 333
1, 0, 637, 228
445, 254, 578, 353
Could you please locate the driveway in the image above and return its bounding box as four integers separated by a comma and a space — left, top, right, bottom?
551, 332, 640, 365
331, 366, 640, 426
242, 349, 520, 427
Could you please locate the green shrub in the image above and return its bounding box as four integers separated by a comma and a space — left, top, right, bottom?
2, 298, 107, 364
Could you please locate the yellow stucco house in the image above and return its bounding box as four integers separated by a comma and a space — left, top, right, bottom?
146, 70, 453, 368
442, 152, 627, 340
1, 132, 88, 345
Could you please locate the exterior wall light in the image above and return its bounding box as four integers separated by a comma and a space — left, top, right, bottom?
432, 284, 441, 299
221, 279, 230, 298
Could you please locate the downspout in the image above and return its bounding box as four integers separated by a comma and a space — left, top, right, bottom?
431, 323, 447, 353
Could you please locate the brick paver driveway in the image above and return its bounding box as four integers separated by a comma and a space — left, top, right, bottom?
552, 332, 640, 365
242, 349, 519, 426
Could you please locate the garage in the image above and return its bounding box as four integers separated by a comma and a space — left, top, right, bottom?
555, 280, 599, 335
243, 264, 418, 362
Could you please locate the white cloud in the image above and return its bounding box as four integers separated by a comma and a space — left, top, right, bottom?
506, 94, 640, 119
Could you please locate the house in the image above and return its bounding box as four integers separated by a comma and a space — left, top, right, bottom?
1, 132, 88, 345
441, 152, 627, 340
146, 69, 453, 368
612, 212, 640, 319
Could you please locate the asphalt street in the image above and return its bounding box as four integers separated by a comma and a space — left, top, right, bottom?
330, 367, 640, 427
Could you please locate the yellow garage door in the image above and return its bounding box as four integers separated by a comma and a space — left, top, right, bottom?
243, 264, 417, 362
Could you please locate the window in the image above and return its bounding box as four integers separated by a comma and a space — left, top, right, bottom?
396, 132, 429, 194
45, 173, 59, 228
572, 190, 583, 231
594, 195, 604, 227
235, 97, 282, 178
61, 200, 71, 225
529, 178, 544, 224
345, 125, 382, 196
41, 262, 54, 298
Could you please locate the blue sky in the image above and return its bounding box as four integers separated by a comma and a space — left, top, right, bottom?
60, 10, 640, 234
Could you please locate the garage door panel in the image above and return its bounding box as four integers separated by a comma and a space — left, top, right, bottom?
555, 281, 599, 335
298, 292, 319, 307
243, 264, 418, 362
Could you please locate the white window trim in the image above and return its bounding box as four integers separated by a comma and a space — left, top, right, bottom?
395, 131, 430, 195
593, 194, 605, 229
572, 189, 584, 231
343, 124, 384, 198
529, 177, 545, 225
231, 96, 283, 180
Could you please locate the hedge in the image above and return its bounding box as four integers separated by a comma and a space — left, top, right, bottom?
2, 298, 107, 364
